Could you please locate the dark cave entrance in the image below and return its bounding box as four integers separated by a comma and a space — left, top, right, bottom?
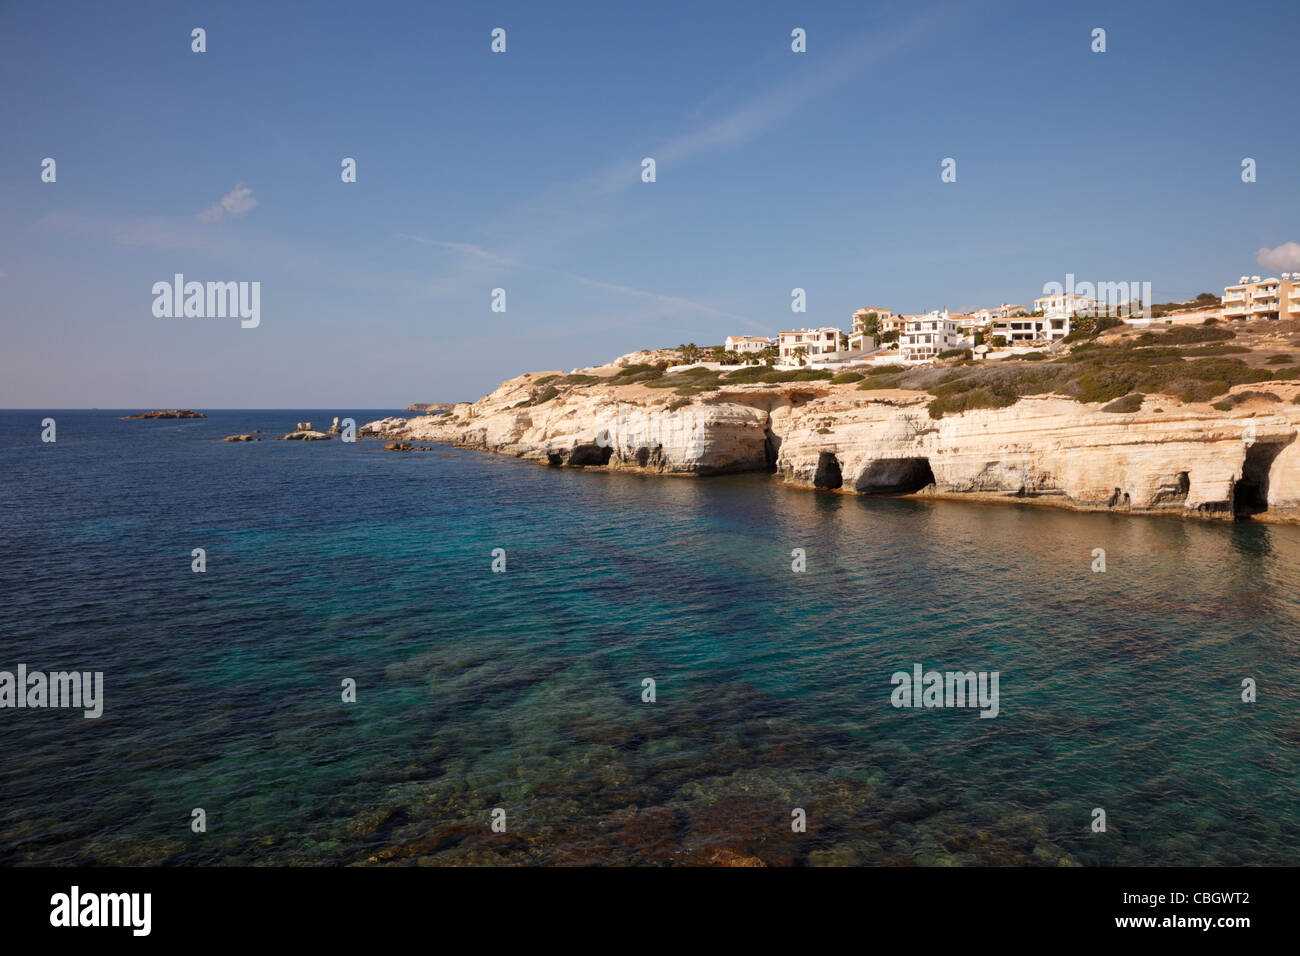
855, 457, 936, 494
813, 451, 843, 490
1234, 442, 1286, 517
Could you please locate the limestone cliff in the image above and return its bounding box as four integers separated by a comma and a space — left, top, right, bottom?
363, 371, 1300, 522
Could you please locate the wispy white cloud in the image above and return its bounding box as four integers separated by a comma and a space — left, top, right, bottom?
1256, 242, 1300, 273
507, 7, 949, 221
197, 183, 258, 223
393, 13, 950, 335
396, 235, 519, 268
397, 232, 757, 326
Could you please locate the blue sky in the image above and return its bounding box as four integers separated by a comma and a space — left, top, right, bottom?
2, 0, 1298, 407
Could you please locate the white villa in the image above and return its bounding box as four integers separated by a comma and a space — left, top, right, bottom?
848, 307, 893, 351
724, 335, 773, 354
1033, 292, 1101, 320
971, 303, 1026, 324
778, 327, 844, 363
992, 314, 1072, 345
900, 311, 961, 362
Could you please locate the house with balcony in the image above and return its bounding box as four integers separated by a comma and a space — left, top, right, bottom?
992, 316, 1060, 345
900, 311, 961, 362
848, 307, 893, 351
777, 327, 844, 363
1222, 275, 1297, 321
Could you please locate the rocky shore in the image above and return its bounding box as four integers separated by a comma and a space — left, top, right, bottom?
362, 351, 1300, 523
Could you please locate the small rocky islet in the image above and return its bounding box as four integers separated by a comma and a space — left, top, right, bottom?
122, 409, 206, 419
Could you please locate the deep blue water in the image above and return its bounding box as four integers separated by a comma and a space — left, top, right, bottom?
1, 409, 1298, 865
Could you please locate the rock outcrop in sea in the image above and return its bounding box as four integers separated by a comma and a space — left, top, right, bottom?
362, 361, 1300, 522
123, 409, 206, 419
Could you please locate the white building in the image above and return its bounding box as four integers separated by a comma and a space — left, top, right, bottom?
970, 303, 1026, 325
848, 307, 893, 351
724, 335, 773, 354
900, 311, 961, 362
1033, 292, 1100, 320
1222, 275, 1297, 321
991, 314, 1072, 345
778, 327, 844, 363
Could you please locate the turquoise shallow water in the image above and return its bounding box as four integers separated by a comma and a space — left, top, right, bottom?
1, 410, 1298, 865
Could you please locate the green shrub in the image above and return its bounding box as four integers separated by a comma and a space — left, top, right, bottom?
1215, 390, 1281, 409
1142, 325, 1234, 345
518, 385, 560, 407
1266, 354, 1293, 365
1073, 369, 1138, 404
857, 375, 903, 390
611, 363, 665, 382
1182, 344, 1249, 356
1101, 393, 1144, 413
666, 397, 691, 411
646, 367, 724, 390
1272, 366, 1300, 381
561, 374, 602, 385
721, 367, 832, 384
938, 348, 972, 360
831, 371, 865, 384
1017, 351, 1048, 361
928, 386, 1018, 419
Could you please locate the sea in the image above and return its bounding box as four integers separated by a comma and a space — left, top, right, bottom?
1, 409, 1297, 865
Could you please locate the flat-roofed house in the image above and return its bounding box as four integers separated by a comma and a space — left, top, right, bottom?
778, 327, 844, 363
848, 307, 892, 351
1222, 275, 1298, 321
900, 311, 960, 362
724, 335, 773, 354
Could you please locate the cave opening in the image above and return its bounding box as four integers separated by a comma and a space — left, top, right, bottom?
565, 443, 614, 467
1234, 442, 1286, 517
763, 426, 779, 474
855, 457, 936, 494
813, 451, 843, 490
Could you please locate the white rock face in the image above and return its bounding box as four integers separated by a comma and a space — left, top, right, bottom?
364, 373, 1300, 522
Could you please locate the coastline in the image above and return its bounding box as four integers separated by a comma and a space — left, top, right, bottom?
361, 364, 1300, 525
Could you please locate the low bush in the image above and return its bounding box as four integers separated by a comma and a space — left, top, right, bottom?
1101, 393, 1145, 413
517, 385, 560, 407
611, 363, 665, 383
721, 367, 833, 384
1182, 344, 1249, 356
856, 375, 904, 390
